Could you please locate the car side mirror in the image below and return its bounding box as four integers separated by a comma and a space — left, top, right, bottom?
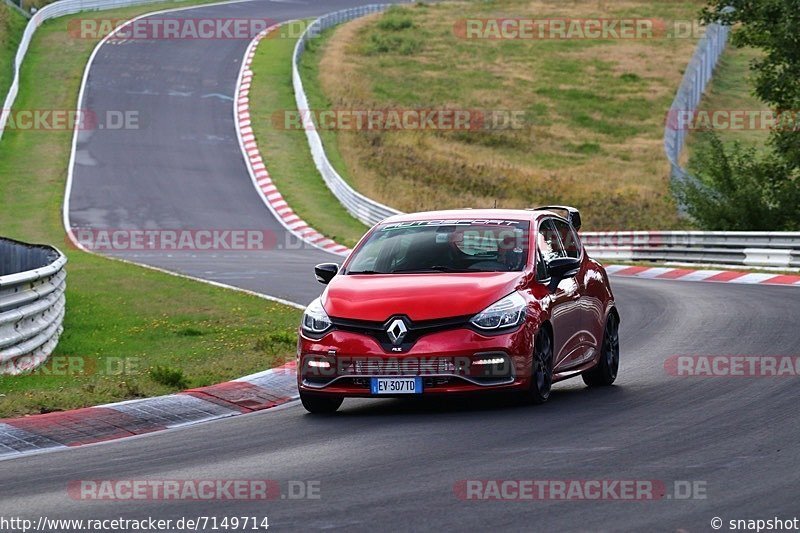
314, 263, 339, 285
547, 257, 580, 280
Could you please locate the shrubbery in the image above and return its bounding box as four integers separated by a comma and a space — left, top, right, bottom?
674, 133, 799, 230
681, 1, 800, 229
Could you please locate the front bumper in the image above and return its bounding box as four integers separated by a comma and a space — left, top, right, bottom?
297, 326, 533, 397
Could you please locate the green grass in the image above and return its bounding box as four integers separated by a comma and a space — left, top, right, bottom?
0, 0, 303, 417
685, 45, 768, 157
0, 2, 27, 99
289, 1, 711, 231
248, 26, 369, 248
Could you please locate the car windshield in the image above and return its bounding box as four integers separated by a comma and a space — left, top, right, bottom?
346, 219, 530, 274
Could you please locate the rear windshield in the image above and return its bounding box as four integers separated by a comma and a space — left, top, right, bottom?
346, 219, 530, 274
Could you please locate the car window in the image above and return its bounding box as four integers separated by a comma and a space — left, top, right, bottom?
550, 218, 581, 259
346, 219, 530, 273
535, 250, 550, 281
537, 219, 567, 262
351, 233, 414, 273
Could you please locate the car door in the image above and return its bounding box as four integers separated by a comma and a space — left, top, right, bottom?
549, 218, 595, 367
537, 218, 582, 370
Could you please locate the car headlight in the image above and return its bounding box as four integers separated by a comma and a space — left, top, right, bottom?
301, 298, 332, 334
471, 292, 526, 330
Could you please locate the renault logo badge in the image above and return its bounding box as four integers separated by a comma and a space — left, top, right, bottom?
386, 318, 408, 346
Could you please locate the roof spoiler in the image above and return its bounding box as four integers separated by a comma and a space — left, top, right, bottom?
534, 205, 582, 231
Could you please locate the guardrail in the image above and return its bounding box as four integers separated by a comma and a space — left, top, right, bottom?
664, 22, 731, 185
0, 0, 190, 141
582, 231, 800, 269
292, 4, 402, 227
0, 238, 67, 374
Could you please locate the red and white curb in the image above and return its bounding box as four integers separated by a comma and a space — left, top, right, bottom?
0, 362, 298, 460
235, 23, 350, 257
605, 264, 800, 287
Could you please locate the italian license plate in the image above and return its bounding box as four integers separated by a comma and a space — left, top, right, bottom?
370, 377, 423, 395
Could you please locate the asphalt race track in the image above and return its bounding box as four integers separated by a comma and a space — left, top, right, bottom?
19, 0, 797, 530
1, 278, 799, 530
68, 0, 401, 304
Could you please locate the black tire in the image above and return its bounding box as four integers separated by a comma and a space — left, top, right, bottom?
529, 327, 554, 404
582, 313, 620, 387
300, 392, 343, 414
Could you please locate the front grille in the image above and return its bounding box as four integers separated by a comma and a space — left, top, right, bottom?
339, 357, 460, 376
329, 315, 471, 352
345, 378, 371, 389
423, 376, 454, 387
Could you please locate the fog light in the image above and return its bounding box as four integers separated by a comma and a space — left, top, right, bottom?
308, 360, 331, 368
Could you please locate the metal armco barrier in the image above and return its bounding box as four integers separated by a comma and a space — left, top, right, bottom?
0, 238, 67, 375
0, 0, 188, 141
293, 5, 402, 227
582, 231, 800, 269
664, 22, 731, 185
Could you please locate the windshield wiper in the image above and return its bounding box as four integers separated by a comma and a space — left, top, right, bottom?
348, 266, 480, 274
390, 266, 476, 274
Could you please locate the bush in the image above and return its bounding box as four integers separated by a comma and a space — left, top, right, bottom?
673, 132, 800, 230
176, 327, 204, 337
377, 7, 414, 31
362, 6, 422, 56
150, 365, 189, 389
253, 330, 297, 354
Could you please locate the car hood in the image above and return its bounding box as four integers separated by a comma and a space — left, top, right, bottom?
321, 272, 523, 322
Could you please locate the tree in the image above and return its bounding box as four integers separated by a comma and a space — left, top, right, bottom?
675, 1, 800, 230
701, 0, 800, 168
673, 133, 799, 230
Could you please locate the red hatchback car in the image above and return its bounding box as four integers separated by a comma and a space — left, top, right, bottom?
297, 207, 620, 414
